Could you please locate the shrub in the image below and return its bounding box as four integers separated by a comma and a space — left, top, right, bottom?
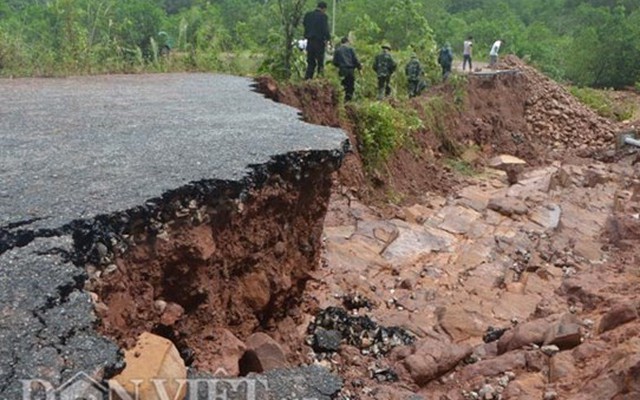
351, 101, 422, 169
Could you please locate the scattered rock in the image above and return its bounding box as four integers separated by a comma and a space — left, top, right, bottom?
488, 197, 529, 217
342, 293, 374, 310
214, 329, 246, 376
597, 302, 638, 333
110, 332, 186, 400
382, 221, 455, 264
550, 351, 577, 382
403, 204, 432, 224
154, 299, 167, 314
483, 326, 509, 343
437, 305, 486, 341
402, 338, 472, 386
313, 328, 342, 353
478, 383, 496, 399
241, 332, 288, 373
497, 320, 551, 354
159, 302, 184, 326
370, 367, 399, 382
569, 345, 640, 399
541, 345, 560, 356
544, 321, 582, 350
241, 271, 272, 312
489, 155, 527, 169
529, 204, 561, 231
256, 365, 343, 400
309, 307, 415, 357
437, 206, 482, 235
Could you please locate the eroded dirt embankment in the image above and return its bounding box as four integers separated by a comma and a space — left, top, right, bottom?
78, 151, 346, 372
256, 56, 618, 206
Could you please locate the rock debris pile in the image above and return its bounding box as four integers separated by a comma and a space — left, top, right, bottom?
307, 306, 416, 357
315, 156, 640, 399
502, 55, 616, 150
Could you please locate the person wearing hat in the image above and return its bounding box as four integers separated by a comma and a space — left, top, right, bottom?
405, 53, 427, 98
303, 2, 331, 80
332, 36, 362, 101
373, 44, 397, 100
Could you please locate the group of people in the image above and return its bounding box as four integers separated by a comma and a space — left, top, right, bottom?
302, 2, 504, 102
330, 40, 422, 101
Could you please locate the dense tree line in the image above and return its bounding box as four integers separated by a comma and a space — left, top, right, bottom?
0, 0, 638, 88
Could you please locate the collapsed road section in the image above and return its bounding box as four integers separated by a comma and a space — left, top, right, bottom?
0, 73, 347, 399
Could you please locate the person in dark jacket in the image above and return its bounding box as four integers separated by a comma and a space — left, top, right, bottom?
373, 44, 397, 100
332, 37, 362, 101
303, 1, 331, 80
438, 43, 453, 80
405, 53, 427, 98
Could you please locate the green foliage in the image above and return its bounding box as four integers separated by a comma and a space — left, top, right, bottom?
351, 101, 422, 169
447, 73, 468, 106
257, 0, 307, 80
0, 0, 638, 89
569, 86, 635, 122
445, 158, 477, 176
564, 5, 640, 88
418, 95, 461, 156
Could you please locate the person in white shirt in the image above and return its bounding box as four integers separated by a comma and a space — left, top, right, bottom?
463, 36, 473, 71
489, 39, 503, 68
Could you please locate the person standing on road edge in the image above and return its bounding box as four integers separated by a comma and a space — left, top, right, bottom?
332, 37, 362, 102
462, 36, 473, 71
489, 39, 503, 69
405, 53, 427, 98
303, 1, 331, 80
373, 44, 397, 100
438, 43, 453, 80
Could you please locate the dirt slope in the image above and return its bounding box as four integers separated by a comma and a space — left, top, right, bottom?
257, 55, 619, 207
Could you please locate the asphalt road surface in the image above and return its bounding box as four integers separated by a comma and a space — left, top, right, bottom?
0, 73, 347, 399
0, 73, 345, 232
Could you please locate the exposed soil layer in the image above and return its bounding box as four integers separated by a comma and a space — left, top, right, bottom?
256, 56, 622, 208
87, 150, 344, 372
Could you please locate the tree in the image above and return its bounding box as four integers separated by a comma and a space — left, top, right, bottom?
275, 0, 307, 79
565, 5, 640, 87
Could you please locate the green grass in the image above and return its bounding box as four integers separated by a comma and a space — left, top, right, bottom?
445, 158, 477, 176
569, 86, 635, 122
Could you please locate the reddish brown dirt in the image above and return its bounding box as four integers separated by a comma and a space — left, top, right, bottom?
453, 72, 546, 164
253, 60, 640, 399
256, 75, 463, 206
89, 163, 334, 371
256, 56, 618, 208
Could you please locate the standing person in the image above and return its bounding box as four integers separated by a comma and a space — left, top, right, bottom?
437, 43, 453, 80
332, 37, 362, 102
489, 39, 503, 68
462, 36, 473, 71
373, 44, 397, 100
405, 53, 426, 98
303, 2, 331, 80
